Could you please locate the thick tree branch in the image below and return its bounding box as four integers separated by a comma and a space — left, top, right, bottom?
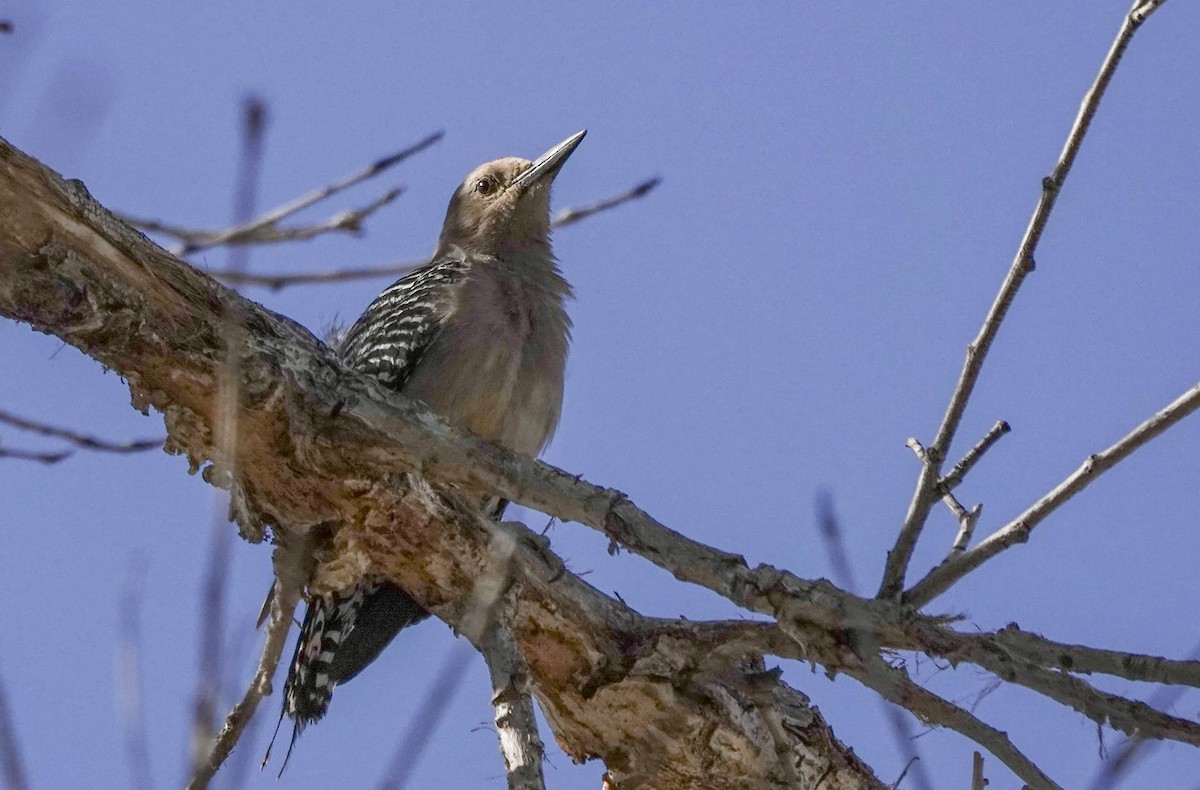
0, 135, 881, 789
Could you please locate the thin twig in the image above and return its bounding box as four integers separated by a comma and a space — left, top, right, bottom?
0, 660, 29, 790
176, 131, 438, 255
876, 0, 1171, 600
0, 408, 163, 453
124, 130, 443, 256
550, 176, 660, 228
908, 380, 1200, 607
940, 421, 1011, 493
210, 259, 424, 290
202, 176, 662, 290
948, 504, 983, 555
906, 438, 983, 553
129, 187, 404, 253
0, 442, 70, 463
186, 572, 303, 789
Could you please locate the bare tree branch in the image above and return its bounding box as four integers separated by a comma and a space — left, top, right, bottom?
815, 492, 934, 790
188, 549, 305, 790
908, 380, 1200, 607
987, 625, 1200, 688
905, 438, 983, 555
844, 653, 1060, 789
0, 408, 162, 453
940, 420, 1010, 494
877, 0, 1172, 600
0, 442, 70, 464
127, 188, 404, 253
202, 176, 662, 291
122, 130, 443, 256
550, 176, 660, 228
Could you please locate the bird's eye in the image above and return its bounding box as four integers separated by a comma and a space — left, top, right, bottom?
475, 176, 499, 196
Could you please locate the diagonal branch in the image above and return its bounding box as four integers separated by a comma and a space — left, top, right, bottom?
0, 659, 29, 790
845, 653, 1059, 789
550, 176, 660, 228
876, 0, 1172, 600
940, 420, 1010, 494
907, 380, 1200, 607
986, 624, 1200, 688
187, 538, 308, 789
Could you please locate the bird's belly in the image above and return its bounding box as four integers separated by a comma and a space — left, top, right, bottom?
403, 332, 564, 457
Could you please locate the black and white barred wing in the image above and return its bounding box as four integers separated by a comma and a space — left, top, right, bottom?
337, 250, 473, 388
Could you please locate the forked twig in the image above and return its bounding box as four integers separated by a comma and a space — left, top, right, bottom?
908, 381, 1200, 607
203, 177, 661, 290
550, 176, 660, 228
124, 130, 443, 256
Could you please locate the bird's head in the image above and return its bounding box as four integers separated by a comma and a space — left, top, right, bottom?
436, 130, 585, 257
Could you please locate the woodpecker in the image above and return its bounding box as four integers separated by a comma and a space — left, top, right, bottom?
277, 130, 585, 752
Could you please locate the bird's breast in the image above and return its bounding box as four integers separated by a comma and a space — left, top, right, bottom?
401, 258, 570, 457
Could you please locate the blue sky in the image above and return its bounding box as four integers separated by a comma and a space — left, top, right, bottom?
2, 2, 1199, 788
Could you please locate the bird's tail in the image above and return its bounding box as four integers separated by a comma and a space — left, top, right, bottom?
265, 583, 430, 772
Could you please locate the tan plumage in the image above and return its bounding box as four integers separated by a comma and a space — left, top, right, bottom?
275, 131, 585, 759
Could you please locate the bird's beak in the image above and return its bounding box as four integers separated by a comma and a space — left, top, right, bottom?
511, 130, 586, 194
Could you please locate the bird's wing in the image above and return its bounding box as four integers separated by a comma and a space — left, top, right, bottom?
336, 250, 473, 388
273, 252, 477, 761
